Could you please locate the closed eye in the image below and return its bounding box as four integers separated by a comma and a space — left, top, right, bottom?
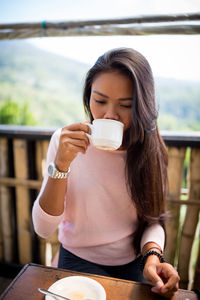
94, 99, 106, 104
120, 104, 132, 108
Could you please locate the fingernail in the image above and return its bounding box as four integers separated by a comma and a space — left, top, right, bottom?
151, 288, 159, 294
155, 281, 163, 288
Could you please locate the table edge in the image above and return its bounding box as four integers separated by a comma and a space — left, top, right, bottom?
0, 263, 198, 299
0, 263, 30, 299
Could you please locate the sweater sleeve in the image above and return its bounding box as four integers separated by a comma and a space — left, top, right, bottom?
32, 128, 64, 238
140, 223, 165, 252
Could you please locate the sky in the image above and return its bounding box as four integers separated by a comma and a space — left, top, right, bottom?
0, 0, 200, 81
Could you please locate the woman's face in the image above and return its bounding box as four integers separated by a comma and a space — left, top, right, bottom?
89, 71, 134, 132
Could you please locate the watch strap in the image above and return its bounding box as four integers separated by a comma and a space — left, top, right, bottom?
53, 167, 70, 179
48, 162, 70, 179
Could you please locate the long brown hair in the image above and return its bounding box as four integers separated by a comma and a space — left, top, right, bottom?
83, 48, 168, 254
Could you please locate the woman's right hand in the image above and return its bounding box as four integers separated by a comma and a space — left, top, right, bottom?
54, 122, 90, 171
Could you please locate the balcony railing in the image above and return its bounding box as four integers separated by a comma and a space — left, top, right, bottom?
0, 124, 200, 290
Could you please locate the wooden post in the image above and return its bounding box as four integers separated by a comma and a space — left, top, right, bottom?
179, 148, 200, 289
0, 139, 3, 260
45, 229, 59, 266
35, 140, 49, 265
0, 138, 14, 262
165, 147, 186, 264
13, 139, 32, 264
193, 226, 200, 289
0, 200, 3, 260
35, 140, 60, 266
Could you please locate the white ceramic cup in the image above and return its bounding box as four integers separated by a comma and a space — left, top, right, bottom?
87, 119, 124, 151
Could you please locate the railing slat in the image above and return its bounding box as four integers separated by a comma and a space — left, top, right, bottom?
0, 198, 3, 260
165, 147, 186, 264
36, 140, 59, 266
178, 148, 200, 289
0, 138, 14, 262
35, 140, 49, 265
13, 139, 33, 264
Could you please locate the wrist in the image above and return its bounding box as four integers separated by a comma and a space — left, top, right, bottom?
48, 162, 70, 179
140, 250, 165, 271
145, 254, 161, 266
54, 159, 71, 172
142, 242, 162, 256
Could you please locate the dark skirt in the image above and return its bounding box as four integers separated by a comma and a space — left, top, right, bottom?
58, 245, 145, 282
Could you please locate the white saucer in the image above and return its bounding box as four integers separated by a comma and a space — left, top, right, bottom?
46, 276, 106, 300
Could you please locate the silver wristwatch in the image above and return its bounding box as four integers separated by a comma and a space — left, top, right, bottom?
48, 162, 70, 179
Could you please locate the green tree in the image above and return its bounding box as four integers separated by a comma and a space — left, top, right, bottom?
0, 99, 37, 125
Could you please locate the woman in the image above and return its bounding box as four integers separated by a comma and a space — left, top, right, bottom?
32, 47, 180, 298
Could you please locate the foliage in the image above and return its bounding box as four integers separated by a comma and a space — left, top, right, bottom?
0, 99, 37, 125
0, 40, 88, 127
155, 78, 200, 131
0, 40, 200, 130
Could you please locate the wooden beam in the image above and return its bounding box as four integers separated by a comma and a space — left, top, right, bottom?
0, 24, 200, 40
0, 12, 200, 29
166, 199, 200, 206
0, 177, 41, 189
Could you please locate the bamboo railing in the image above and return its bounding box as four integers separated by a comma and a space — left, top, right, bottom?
0, 12, 200, 40
0, 125, 200, 289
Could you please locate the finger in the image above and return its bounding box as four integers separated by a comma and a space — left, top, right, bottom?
151, 282, 163, 293
63, 130, 89, 142
152, 285, 177, 299
83, 121, 92, 134
61, 130, 90, 146
151, 281, 164, 293
150, 264, 180, 298
160, 274, 179, 294
63, 122, 90, 133
143, 265, 164, 288
66, 141, 87, 154
63, 137, 88, 151
156, 265, 180, 293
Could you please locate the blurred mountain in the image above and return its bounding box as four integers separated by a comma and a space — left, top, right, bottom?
155, 77, 200, 131
0, 40, 199, 130
0, 40, 89, 126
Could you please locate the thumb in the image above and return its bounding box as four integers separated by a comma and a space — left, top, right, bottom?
144, 265, 164, 289
151, 281, 164, 293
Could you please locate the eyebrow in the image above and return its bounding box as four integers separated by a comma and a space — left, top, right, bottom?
93, 90, 133, 101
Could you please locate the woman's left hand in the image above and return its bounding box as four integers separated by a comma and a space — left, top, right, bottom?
143, 256, 180, 299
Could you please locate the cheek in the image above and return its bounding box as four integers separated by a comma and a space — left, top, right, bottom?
89, 99, 95, 113
89, 100, 97, 117
122, 112, 131, 131
90, 100, 103, 118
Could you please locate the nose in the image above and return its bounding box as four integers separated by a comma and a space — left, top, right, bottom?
103, 106, 120, 121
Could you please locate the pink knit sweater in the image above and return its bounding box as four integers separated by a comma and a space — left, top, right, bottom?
32, 128, 164, 266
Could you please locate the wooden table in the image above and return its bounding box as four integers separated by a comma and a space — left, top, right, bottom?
0, 263, 198, 300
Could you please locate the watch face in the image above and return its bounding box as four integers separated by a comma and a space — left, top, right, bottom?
48, 163, 54, 176
48, 162, 70, 179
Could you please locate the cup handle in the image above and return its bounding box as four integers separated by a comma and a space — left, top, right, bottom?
86, 123, 93, 140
